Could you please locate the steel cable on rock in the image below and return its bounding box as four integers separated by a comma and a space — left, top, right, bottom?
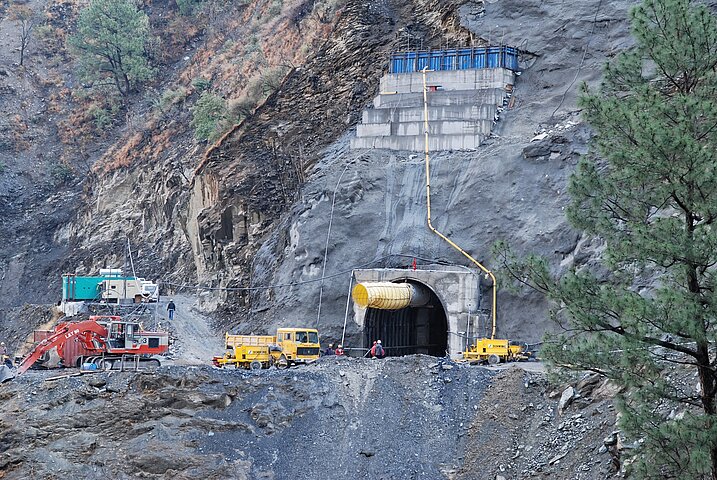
551, 0, 603, 118
161, 253, 479, 293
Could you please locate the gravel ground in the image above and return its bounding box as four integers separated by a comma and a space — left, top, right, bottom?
0, 355, 620, 480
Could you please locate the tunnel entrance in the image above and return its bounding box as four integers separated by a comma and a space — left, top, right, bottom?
363, 284, 448, 357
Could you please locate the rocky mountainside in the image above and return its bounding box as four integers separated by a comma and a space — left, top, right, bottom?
186, 0, 634, 342
238, 0, 633, 344
48, 0, 635, 346
0, 358, 621, 480
0, 0, 636, 341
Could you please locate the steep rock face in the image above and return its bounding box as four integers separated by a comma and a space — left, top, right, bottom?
189, 0, 474, 315
231, 0, 635, 343
63, 0, 345, 285
66, 0, 636, 343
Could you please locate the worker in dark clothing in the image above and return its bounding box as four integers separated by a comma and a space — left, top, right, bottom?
167, 299, 176, 321
323, 343, 335, 356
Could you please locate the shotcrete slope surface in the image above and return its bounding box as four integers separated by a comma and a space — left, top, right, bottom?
245, 0, 634, 344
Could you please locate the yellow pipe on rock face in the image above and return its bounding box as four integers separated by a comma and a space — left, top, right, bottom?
352, 282, 430, 310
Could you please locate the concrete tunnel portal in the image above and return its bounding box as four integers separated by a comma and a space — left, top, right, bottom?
352, 268, 482, 358
362, 281, 448, 357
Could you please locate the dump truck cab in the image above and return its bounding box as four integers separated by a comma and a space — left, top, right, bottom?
276, 328, 320, 365
213, 328, 321, 370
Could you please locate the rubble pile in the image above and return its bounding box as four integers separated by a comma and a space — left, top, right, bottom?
1, 356, 626, 480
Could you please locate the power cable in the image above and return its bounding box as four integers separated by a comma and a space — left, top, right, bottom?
162, 253, 477, 293
316, 160, 354, 326
551, 0, 603, 118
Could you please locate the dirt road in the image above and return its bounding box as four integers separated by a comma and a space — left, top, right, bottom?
161, 295, 224, 365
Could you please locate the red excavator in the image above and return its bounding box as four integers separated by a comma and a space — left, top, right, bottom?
13, 315, 169, 376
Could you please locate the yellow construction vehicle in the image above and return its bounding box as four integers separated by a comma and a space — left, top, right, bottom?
212, 328, 321, 370
462, 339, 533, 365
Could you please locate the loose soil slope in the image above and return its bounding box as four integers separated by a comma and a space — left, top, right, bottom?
0, 358, 618, 480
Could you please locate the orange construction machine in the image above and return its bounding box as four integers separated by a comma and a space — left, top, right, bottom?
16, 315, 169, 374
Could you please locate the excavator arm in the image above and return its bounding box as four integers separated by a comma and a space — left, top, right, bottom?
16, 320, 108, 375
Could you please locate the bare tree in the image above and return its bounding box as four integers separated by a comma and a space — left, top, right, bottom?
8, 4, 37, 67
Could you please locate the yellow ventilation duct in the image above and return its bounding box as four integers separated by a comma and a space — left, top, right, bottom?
352, 282, 430, 310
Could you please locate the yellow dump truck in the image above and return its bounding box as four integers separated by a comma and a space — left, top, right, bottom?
462, 339, 532, 365
212, 328, 321, 370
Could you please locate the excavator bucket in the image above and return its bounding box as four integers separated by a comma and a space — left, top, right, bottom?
0, 365, 15, 383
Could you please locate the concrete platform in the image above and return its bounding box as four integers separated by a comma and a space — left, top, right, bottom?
352, 67, 514, 152
357, 119, 493, 138
380, 68, 515, 94
362, 104, 497, 124
373, 89, 507, 109
350, 133, 485, 152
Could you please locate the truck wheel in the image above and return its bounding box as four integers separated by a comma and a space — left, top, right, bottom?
276, 355, 289, 370
249, 360, 262, 371
488, 354, 500, 365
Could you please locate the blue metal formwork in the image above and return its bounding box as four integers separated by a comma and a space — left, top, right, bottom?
388, 45, 519, 74
457, 48, 472, 70
417, 51, 430, 71
503, 46, 519, 70
487, 47, 501, 68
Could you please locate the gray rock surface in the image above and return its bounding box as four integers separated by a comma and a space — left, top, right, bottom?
0, 359, 618, 480
246, 0, 633, 344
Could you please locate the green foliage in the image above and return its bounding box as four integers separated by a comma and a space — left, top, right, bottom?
497, 1, 717, 478
48, 162, 74, 184
227, 96, 257, 121
191, 77, 212, 92
147, 86, 190, 115
176, 0, 205, 16
34, 24, 59, 54
68, 0, 156, 97
88, 104, 114, 131
260, 66, 289, 95
161, 87, 189, 110
267, 0, 283, 17
243, 34, 261, 55
191, 91, 227, 142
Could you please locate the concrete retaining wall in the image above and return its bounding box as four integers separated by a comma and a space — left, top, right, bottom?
350, 134, 485, 151
362, 105, 497, 124
373, 89, 507, 108
357, 119, 494, 138
353, 67, 514, 152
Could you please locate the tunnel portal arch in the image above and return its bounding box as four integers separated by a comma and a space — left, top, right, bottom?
363, 280, 448, 357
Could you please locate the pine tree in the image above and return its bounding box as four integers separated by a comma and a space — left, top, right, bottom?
68, 0, 155, 97
498, 1, 717, 477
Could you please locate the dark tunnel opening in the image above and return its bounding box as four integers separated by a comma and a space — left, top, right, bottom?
363, 283, 448, 357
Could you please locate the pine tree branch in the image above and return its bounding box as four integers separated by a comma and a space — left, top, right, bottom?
594, 319, 698, 357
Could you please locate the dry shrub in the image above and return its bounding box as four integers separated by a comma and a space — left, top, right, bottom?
162, 15, 203, 58
94, 131, 145, 173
